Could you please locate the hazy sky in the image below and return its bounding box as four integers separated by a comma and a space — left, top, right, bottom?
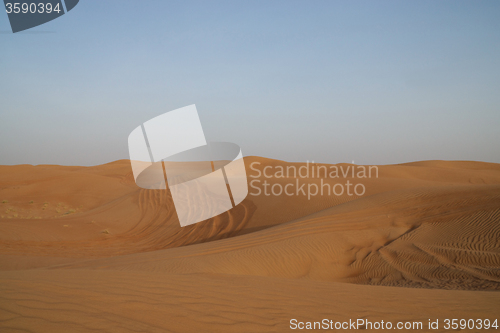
1, 1, 499, 166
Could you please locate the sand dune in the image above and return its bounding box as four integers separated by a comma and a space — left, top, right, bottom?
1, 157, 499, 332
55, 184, 500, 290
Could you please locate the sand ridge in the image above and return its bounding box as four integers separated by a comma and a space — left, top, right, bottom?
1, 157, 499, 332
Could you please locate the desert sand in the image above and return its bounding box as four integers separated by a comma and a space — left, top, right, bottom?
0, 157, 499, 332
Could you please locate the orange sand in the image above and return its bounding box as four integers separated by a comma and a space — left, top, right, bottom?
1, 157, 499, 332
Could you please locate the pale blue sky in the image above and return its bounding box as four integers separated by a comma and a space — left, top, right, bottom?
1, 1, 499, 165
